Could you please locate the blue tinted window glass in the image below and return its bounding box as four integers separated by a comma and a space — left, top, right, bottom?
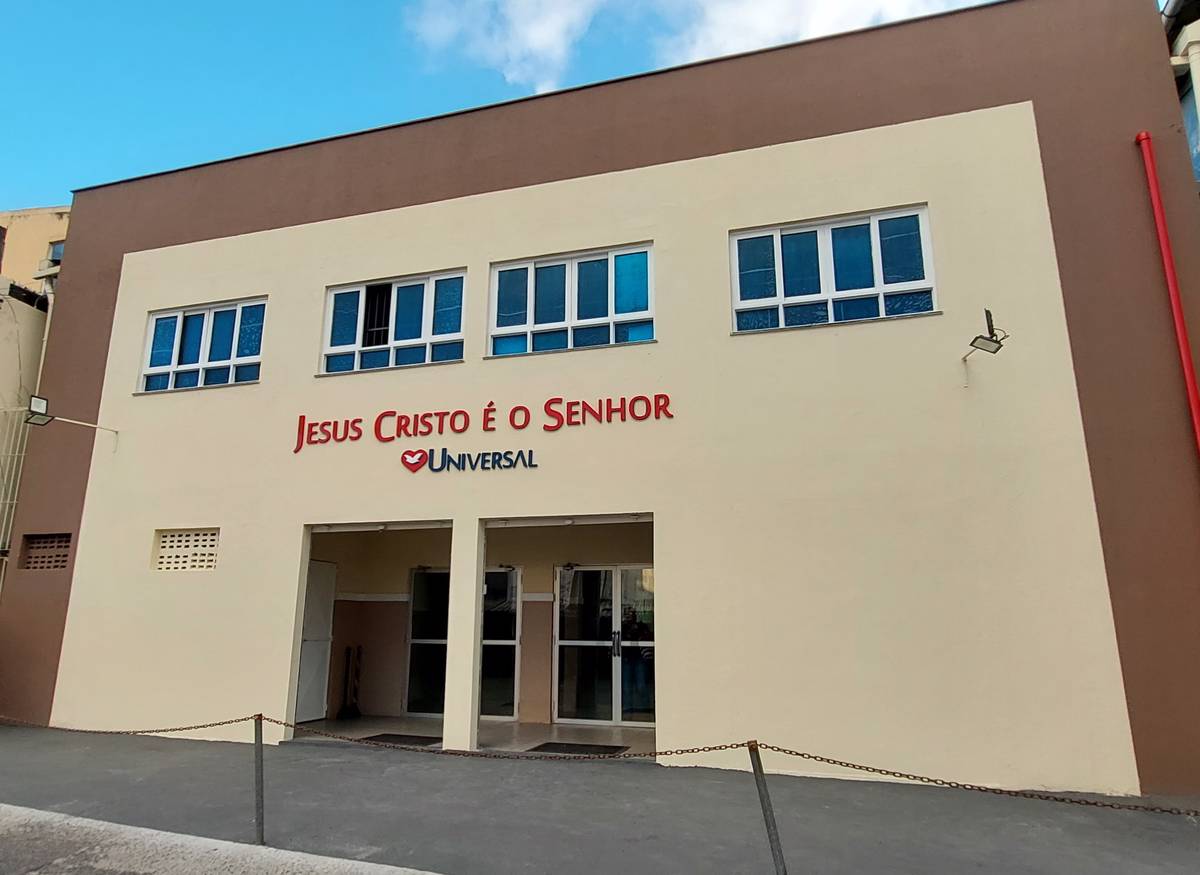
879, 216, 925, 284
737, 237, 776, 301
394, 285, 424, 341
614, 252, 649, 314
203, 367, 231, 386
534, 264, 566, 325
1183, 83, 1200, 182
144, 374, 169, 392
735, 308, 779, 331
173, 370, 200, 389
237, 303, 265, 357
208, 309, 236, 362
394, 346, 426, 366
781, 231, 821, 296
833, 296, 881, 322
784, 302, 829, 326
149, 316, 177, 367
832, 224, 874, 291
492, 335, 527, 356
360, 349, 390, 369
615, 320, 654, 343
884, 291, 934, 316
234, 363, 261, 382
432, 277, 463, 335
325, 353, 355, 373
532, 329, 568, 351
577, 259, 608, 319
573, 325, 610, 347
497, 268, 528, 327
331, 291, 360, 346
431, 341, 463, 362
178, 314, 204, 366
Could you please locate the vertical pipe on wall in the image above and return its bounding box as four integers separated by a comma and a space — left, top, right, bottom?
1135, 131, 1200, 464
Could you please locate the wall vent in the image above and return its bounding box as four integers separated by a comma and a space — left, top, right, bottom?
21, 533, 71, 570
154, 528, 219, 571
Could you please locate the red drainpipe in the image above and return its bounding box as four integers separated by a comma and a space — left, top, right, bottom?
1135, 130, 1200, 462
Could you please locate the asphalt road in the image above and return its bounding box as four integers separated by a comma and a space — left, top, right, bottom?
0, 726, 1197, 874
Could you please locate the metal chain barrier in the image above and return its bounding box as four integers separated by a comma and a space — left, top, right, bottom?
0, 713, 258, 736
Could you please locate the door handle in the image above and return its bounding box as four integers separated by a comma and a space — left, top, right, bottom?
611, 631, 621, 657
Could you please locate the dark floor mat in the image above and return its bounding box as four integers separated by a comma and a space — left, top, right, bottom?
526, 742, 629, 755
361, 734, 441, 746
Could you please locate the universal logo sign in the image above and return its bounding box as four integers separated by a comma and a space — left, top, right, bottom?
292, 393, 673, 474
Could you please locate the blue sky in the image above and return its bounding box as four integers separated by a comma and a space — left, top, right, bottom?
3, 0, 1026, 208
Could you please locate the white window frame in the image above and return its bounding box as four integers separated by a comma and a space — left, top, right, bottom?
488, 244, 654, 356
139, 297, 266, 393
729, 206, 936, 332
321, 271, 466, 374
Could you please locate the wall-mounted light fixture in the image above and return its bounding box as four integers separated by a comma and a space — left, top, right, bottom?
963, 309, 1009, 361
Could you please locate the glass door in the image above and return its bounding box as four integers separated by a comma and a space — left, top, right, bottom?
555, 565, 654, 725
407, 570, 449, 714
480, 569, 520, 718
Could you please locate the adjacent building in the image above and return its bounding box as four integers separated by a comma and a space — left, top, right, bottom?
2, 0, 1199, 796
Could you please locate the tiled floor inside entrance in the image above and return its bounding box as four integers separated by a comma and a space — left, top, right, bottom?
296, 715, 656, 755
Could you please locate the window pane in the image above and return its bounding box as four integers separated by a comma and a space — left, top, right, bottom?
735, 307, 779, 331
205, 310, 234, 362
432, 276, 463, 335
178, 313, 204, 366
203, 366, 231, 386
173, 370, 199, 389
330, 291, 359, 347
482, 571, 517, 640
532, 329, 568, 351
615, 320, 653, 343
573, 325, 610, 347
480, 645, 516, 717
737, 236, 776, 301
407, 643, 447, 714
361, 284, 390, 348
557, 646, 612, 721
234, 363, 261, 382
614, 251, 649, 313
884, 290, 934, 316
534, 264, 566, 324
492, 335, 527, 356
360, 349, 389, 369
832, 224, 874, 291
497, 268, 528, 327
237, 303, 266, 357
431, 341, 463, 362
620, 568, 654, 641
394, 284, 424, 341
577, 258, 608, 319
782, 231, 820, 296
144, 374, 169, 392
411, 571, 450, 639
833, 296, 881, 322
784, 302, 828, 326
149, 316, 177, 367
325, 353, 355, 373
394, 346, 426, 366
879, 215, 925, 284
558, 569, 612, 641
620, 647, 655, 723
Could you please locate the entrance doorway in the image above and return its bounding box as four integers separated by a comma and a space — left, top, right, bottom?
554, 565, 655, 725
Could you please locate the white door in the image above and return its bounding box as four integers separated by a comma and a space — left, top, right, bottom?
296, 560, 337, 723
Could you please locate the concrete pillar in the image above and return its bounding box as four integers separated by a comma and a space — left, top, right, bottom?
441, 516, 485, 750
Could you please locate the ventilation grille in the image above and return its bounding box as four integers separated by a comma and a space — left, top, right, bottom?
22, 534, 71, 570
154, 528, 219, 571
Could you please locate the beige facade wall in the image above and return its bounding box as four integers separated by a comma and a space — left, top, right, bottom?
49, 102, 1139, 793
0, 208, 65, 409
0, 207, 69, 290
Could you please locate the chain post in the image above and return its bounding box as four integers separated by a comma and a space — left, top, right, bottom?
747, 740, 788, 875
253, 713, 265, 846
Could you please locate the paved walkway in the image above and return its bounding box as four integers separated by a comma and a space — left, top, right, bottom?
0, 726, 1197, 874
0, 803, 438, 874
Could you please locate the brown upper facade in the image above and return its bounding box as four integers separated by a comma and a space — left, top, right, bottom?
3, 0, 1200, 793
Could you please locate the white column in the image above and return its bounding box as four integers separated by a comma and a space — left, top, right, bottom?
441, 516, 485, 750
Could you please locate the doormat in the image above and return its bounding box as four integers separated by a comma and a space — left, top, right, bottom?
362, 734, 441, 746
527, 742, 629, 755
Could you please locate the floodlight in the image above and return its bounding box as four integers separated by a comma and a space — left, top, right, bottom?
25, 395, 54, 427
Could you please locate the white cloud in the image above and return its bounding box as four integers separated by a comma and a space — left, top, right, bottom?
408, 0, 981, 93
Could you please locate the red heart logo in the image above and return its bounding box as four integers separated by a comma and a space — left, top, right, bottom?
401, 449, 428, 473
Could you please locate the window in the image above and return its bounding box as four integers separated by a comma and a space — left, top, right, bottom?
322, 272, 464, 373
48, 240, 65, 266
21, 534, 71, 570
730, 208, 935, 332
140, 298, 266, 392
489, 245, 653, 357
154, 528, 219, 571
